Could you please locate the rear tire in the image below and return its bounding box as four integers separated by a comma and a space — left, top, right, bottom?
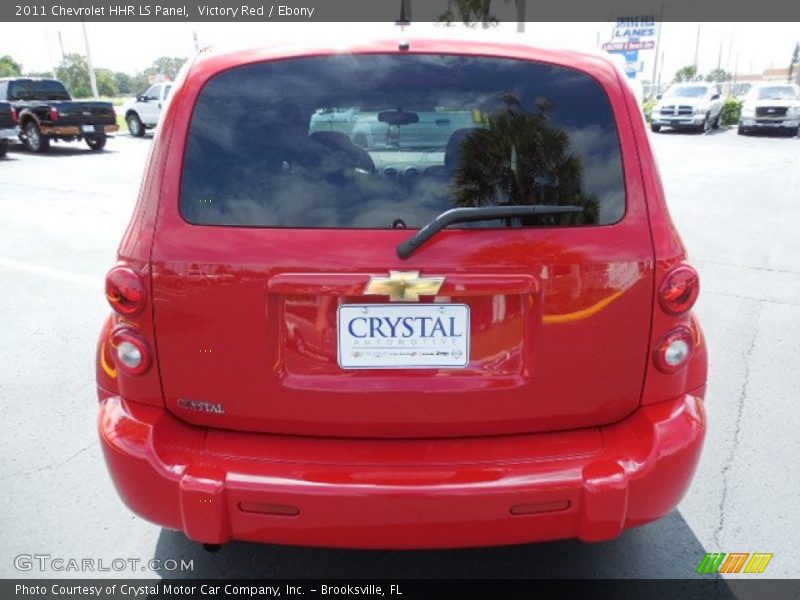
86, 136, 107, 151
126, 112, 145, 137
23, 121, 50, 153
737, 125, 748, 136
650, 123, 661, 133
712, 111, 721, 129
0, 139, 7, 157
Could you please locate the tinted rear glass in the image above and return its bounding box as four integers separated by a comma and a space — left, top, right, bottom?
8, 80, 70, 101
181, 54, 625, 228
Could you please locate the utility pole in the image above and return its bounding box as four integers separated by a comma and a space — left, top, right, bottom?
45, 31, 58, 79
57, 30, 66, 61
650, 1, 665, 97
693, 23, 701, 70
81, 21, 99, 98
726, 26, 733, 72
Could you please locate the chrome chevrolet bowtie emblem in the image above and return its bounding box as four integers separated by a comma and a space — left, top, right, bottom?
364, 271, 445, 302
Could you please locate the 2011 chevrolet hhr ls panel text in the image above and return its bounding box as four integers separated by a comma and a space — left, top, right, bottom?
96, 39, 707, 549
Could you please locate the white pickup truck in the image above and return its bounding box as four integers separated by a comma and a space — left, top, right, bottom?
738, 83, 800, 136
650, 83, 724, 133
122, 82, 173, 137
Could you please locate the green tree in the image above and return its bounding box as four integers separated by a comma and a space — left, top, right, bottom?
55, 53, 92, 98
130, 71, 151, 95
114, 72, 132, 95
705, 68, 732, 83
673, 65, 698, 83
150, 56, 186, 80
95, 68, 118, 97
438, 0, 515, 26
0, 55, 22, 77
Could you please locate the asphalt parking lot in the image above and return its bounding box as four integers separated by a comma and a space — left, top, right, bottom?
1, 126, 799, 580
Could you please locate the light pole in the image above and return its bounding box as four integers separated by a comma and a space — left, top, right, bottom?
81, 21, 99, 98
694, 23, 701, 70
650, 1, 665, 98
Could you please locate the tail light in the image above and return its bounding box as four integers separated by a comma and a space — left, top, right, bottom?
110, 328, 151, 376
11, 108, 18, 123
106, 266, 146, 316
653, 327, 695, 373
49, 107, 60, 121
659, 265, 699, 315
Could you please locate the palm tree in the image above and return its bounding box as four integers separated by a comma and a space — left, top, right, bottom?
450, 100, 599, 225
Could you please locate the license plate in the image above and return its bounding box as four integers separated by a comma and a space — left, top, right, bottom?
337, 304, 470, 369
82, 125, 96, 133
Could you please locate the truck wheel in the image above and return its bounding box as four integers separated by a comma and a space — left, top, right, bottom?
86, 136, 107, 151
712, 111, 721, 129
23, 121, 50, 153
650, 123, 661, 133
126, 113, 145, 137
700, 114, 711, 134
0, 139, 8, 157
787, 126, 799, 138
737, 126, 748, 136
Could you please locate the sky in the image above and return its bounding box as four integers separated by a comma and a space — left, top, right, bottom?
0, 21, 797, 85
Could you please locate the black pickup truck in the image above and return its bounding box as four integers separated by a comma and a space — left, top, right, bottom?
0, 77, 118, 152
0, 101, 18, 157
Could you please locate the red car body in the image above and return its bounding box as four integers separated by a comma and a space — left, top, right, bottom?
96, 39, 707, 549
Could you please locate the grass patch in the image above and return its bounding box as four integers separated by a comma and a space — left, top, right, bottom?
116, 111, 128, 133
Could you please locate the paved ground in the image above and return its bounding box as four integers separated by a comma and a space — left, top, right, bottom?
0, 127, 798, 579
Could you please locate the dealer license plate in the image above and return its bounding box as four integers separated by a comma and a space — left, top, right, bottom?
337, 304, 470, 369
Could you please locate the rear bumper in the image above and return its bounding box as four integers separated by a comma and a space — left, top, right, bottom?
39, 124, 119, 137
98, 389, 706, 549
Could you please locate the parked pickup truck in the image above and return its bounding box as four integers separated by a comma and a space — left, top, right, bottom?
122, 82, 173, 137
0, 101, 18, 157
0, 77, 118, 152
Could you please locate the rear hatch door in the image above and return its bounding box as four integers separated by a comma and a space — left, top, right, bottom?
151, 50, 653, 438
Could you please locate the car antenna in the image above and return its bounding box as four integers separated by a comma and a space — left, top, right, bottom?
396, 0, 411, 51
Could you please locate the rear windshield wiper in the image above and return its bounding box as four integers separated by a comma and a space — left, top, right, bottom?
397, 205, 584, 259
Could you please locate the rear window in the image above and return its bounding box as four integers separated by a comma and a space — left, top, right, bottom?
8, 79, 70, 101
181, 54, 625, 229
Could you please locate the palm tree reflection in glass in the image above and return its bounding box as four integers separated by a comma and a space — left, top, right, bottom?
450, 95, 600, 226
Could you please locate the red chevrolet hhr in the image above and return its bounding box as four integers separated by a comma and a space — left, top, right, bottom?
97, 39, 707, 549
